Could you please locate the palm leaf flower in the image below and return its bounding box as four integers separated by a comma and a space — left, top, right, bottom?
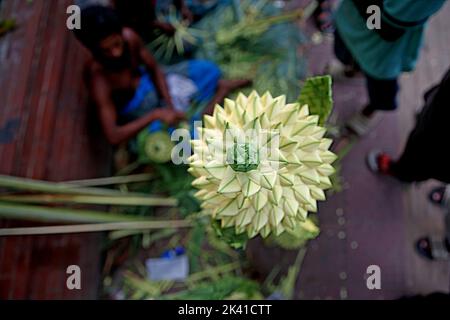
143, 131, 175, 164
188, 91, 337, 238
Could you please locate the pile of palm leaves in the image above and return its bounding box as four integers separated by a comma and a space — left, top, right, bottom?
148, 0, 316, 101
149, 7, 205, 62
0, 174, 186, 235
113, 219, 264, 300
192, 0, 315, 101
111, 218, 308, 300
0, 170, 309, 300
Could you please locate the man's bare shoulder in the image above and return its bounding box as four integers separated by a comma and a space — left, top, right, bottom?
85, 59, 107, 80
122, 27, 144, 47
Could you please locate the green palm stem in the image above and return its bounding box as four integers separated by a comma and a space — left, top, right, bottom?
63, 173, 154, 188
0, 220, 192, 237
184, 262, 241, 284
0, 174, 137, 197
0, 194, 177, 207
0, 201, 150, 223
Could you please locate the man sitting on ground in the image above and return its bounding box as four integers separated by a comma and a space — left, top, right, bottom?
74, 5, 250, 145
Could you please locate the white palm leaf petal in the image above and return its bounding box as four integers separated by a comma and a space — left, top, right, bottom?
188, 91, 336, 238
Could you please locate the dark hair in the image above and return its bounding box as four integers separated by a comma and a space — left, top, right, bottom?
73, 5, 123, 51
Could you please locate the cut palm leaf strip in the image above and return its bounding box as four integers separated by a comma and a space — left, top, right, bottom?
185, 262, 240, 283
63, 173, 154, 188
0, 202, 155, 223
279, 248, 307, 299
0, 194, 177, 207
0, 175, 139, 197
0, 220, 193, 237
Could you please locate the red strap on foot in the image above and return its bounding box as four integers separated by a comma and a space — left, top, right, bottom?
377, 154, 392, 174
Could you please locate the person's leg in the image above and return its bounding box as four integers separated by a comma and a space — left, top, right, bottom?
333, 29, 357, 70
345, 75, 399, 137
363, 74, 399, 117
367, 68, 450, 180
325, 28, 361, 80
387, 121, 433, 182
366, 136, 432, 183
366, 117, 434, 182
313, 0, 335, 33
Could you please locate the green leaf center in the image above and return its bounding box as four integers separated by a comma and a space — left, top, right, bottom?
227, 142, 260, 173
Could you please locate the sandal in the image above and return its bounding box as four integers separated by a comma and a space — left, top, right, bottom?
366, 150, 394, 175
345, 112, 380, 137
313, 0, 335, 34
428, 185, 450, 208
324, 59, 361, 80
415, 236, 450, 261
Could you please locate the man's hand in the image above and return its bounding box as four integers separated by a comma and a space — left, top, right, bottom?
157, 22, 176, 36
153, 108, 185, 126
164, 99, 176, 110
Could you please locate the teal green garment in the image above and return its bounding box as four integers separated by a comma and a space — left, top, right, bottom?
334, 0, 446, 80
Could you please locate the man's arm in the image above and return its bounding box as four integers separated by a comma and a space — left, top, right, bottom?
126, 29, 175, 109
149, 1, 192, 33
151, 21, 176, 35
174, 0, 194, 22
90, 71, 175, 145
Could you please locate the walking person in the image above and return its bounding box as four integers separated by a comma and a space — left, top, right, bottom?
330, 0, 446, 137
367, 68, 450, 260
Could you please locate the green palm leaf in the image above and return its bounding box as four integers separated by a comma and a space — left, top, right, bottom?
298, 75, 333, 125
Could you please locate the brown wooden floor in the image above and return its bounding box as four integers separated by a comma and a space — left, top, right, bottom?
0, 0, 112, 299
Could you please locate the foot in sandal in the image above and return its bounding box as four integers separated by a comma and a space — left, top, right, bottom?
428, 185, 450, 208
324, 59, 361, 81
344, 105, 382, 137
416, 236, 450, 261
366, 150, 395, 176
313, 0, 335, 34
